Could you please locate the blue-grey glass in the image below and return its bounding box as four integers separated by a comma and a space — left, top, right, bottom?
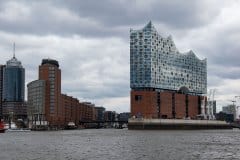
3, 57, 25, 102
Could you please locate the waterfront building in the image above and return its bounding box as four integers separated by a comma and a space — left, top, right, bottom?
95, 106, 106, 121
38, 59, 65, 126
2, 54, 26, 120
80, 102, 96, 122
0, 65, 5, 119
118, 112, 130, 122
2, 101, 27, 119
104, 111, 117, 122
61, 94, 79, 126
27, 80, 47, 127
130, 21, 207, 119
3, 55, 25, 102
222, 105, 236, 120
28, 58, 99, 129
215, 111, 234, 122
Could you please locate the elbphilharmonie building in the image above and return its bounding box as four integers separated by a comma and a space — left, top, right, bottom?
130, 22, 207, 119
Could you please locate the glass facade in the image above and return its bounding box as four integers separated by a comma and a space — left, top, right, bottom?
130, 22, 207, 95
27, 80, 46, 123
27, 80, 45, 115
0, 65, 5, 118
3, 57, 25, 102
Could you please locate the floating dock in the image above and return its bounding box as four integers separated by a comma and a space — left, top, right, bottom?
128, 118, 232, 130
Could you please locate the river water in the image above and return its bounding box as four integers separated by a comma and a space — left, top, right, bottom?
0, 129, 240, 160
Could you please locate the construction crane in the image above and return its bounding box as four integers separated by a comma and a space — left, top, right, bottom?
235, 96, 240, 119
207, 89, 216, 119
227, 98, 240, 120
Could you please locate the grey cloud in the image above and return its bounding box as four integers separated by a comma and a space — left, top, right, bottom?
0, 0, 223, 37
56, 0, 221, 28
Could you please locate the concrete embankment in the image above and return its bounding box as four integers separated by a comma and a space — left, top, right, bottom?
128, 118, 232, 130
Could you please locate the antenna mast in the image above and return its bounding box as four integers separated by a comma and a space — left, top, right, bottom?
13, 42, 15, 58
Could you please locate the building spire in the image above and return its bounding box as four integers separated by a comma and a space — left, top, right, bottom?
13, 42, 15, 58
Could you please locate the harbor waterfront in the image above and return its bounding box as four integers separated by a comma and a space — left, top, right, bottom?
0, 129, 240, 160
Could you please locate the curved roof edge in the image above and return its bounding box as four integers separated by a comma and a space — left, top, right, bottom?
181, 50, 206, 62
41, 59, 59, 67
27, 79, 45, 87
131, 21, 207, 62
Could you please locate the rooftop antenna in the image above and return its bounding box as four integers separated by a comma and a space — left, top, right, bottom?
13, 42, 15, 58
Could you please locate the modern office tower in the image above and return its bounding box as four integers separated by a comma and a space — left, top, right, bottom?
0, 65, 5, 119
38, 59, 64, 126
130, 22, 207, 119
3, 55, 25, 102
2, 54, 26, 120
27, 80, 46, 126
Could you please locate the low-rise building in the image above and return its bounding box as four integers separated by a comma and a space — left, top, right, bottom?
222, 105, 236, 120
118, 112, 130, 122
95, 106, 105, 122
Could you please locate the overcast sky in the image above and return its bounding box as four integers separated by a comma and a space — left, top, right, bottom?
0, 0, 240, 113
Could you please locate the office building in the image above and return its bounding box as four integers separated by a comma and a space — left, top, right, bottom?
2, 55, 26, 120
28, 58, 99, 128
61, 94, 79, 126
38, 59, 64, 126
130, 22, 207, 119
222, 105, 236, 120
118, 112, 130, 122
0, 65, 5, 119
3, 55, 25, 102
95, 106, 106, 121
27, 80, 46, 125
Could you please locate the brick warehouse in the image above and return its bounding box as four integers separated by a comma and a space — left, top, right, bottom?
130, 22, 207, 119
131, 90, 205, 119
28, 59, 98, 128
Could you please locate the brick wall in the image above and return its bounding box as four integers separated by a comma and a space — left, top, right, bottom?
188, 95, 199, 119
175, 93, 186, 119
131, 90, 158, 118
131, 90, 204, 119
160, 92, 173, 118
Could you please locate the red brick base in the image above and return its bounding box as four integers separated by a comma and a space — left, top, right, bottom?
131, 90, 204, 119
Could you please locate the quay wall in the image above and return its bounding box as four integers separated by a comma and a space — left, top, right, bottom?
128, 118, 232, 130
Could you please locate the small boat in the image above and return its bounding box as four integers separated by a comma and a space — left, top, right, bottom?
65, 122, 77, 130
0, 121, 6, 133
4, 121, 31, 132
6, 128, 31, 132
4, 121, 17, 130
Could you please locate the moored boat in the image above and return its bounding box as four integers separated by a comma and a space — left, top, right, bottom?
65, 122, 77, 130
3, 121, 31, 132
0, 121, 6, 133
6, 128, 31, 132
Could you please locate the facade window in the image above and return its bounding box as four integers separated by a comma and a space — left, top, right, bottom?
135, 95, 142, 101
